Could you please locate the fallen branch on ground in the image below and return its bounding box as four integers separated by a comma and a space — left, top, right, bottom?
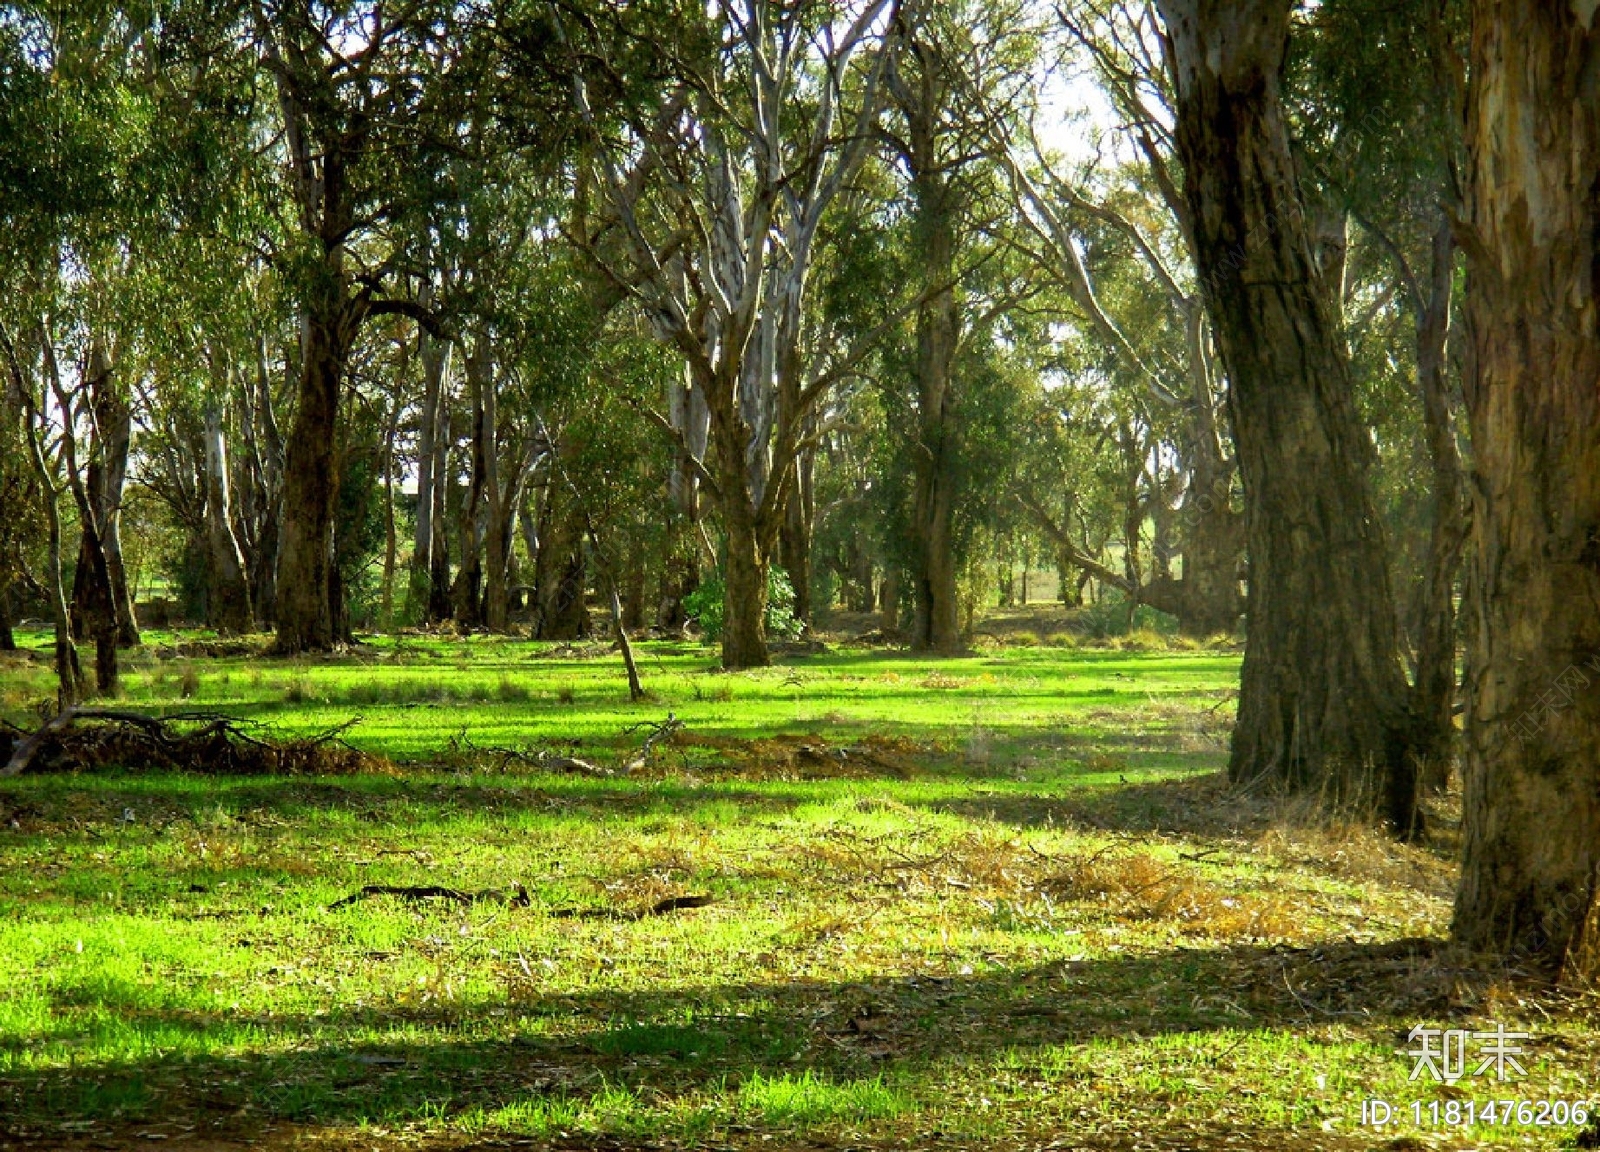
328, 883, 530, 910
621, 713, 684, 771
1, 707, 377, 778
326, 883, 712, 920
548, 894, 714, 920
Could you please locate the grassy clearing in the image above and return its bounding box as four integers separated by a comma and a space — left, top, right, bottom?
0, 627, 1595, 1150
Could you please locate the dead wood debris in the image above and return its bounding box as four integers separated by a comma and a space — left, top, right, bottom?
438, 728, 616, 776
328, 883, 531, 910
327, 883, 713, 920
0, 707, 381, 778
621, 713, 684, 771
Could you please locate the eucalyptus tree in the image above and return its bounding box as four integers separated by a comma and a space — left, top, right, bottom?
243, 0, 491, 653
560, 0, 908, 668
408, 260, 455, 625
1153, 0, 1420, 832
1289, 0, 1470, 784
1451, 0, 1600, 979
0, 0, 179, 696
875, 0, 1040, 652
983, 2, 1243, 637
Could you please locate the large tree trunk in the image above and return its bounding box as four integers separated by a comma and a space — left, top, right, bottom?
274, 302, 350, 654
1451, 0, 1600, 978
1158, 0, 1419, 831
1176, 490, 1244, 635
203, 394, 254, 636
704, 364, 771, 669
722, 497, 770, 669
914, 475, 960, 650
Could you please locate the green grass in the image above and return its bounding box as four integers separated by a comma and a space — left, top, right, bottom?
0, 626, 1594, 1150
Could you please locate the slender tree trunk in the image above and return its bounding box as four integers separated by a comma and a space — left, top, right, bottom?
476, 337, 512, 633
657, 513, 699, 633
248, 336, 283, 629
1158, 0, 1420, 832
203, 393, 254, 636
57, 344, 116, 694
452, 338, 489, 630
0, 585, 13, 651
778, 449, 814, 630
1411, 217, 1466, 789
659, 368, 708, 633
379, 392, 399, 633
411, 318, 450, 624
94, 379, 137, 647
1451, 0, 1600, 977
427, 396, 453, 625
19, 378, 80, 707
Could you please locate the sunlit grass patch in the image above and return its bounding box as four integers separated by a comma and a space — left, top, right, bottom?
737, 1069, 910, 1126
1, 626, 1595, 1150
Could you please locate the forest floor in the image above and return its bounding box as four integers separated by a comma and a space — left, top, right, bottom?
0, 615, 1595, 1150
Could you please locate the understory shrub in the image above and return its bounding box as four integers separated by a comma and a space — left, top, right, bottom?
684, 567, 804, 643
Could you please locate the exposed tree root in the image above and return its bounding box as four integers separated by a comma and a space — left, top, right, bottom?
0, 708, 381, 778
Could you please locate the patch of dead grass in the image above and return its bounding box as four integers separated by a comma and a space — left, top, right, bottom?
1038, 846, 1302, 939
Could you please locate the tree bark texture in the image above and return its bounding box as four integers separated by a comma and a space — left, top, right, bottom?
1452, 0, 1600, 977
1158, 0, 1420, 831
274, 300, 352, 653
1411, 217, 1467, 788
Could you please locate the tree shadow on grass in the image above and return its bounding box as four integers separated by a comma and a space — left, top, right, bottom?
0, 936, 1466, 1146
0, 774, 833, 835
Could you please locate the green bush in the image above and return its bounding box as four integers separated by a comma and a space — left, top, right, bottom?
684, 566, 804, 643
1074, 588, 1180, 639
